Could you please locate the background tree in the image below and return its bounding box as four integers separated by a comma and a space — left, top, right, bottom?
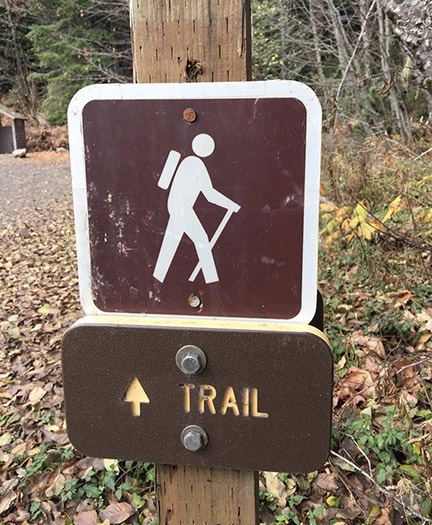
27, 0, 131, 124
0, 0, 40, 118
251, 0, 428, 142
0, 0, 430, 136
385, 0, 432, 120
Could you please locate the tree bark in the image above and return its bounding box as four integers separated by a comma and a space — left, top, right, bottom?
377, 0, 412, 142
384, 0, 432, 95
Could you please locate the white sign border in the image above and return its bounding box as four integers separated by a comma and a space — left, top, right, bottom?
68, 80, 322, 325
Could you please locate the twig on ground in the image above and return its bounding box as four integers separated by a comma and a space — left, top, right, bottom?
385, 137, 432, 168
330, 451, 432, 522
340, 431, 373, 477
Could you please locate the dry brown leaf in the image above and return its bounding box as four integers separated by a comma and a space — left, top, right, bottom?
99, 502, 134, 524
416, 310, 432, 332
314, 473, 339, 492
404, 309, 432, 332
73, 510, 99, 525
11, 441, 27, 456
395, 289, 412, 306
263, 472, 288, 508
0, 432, 12, 446
351, 331, 385, 359
45, 471, 66, 498
0, 490, 16, 515
420, 332, 432, 343
335, 367, 375, 406
52, 518, 67, 525
28, 386, 46, 403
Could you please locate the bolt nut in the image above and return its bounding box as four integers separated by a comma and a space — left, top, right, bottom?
181, 425, 208, 452
176, 345, 207, 375
183, 108, 197, 123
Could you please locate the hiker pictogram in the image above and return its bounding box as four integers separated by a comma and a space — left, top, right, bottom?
153, 133, 241, 284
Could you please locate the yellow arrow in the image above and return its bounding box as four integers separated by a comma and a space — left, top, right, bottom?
123, 377, 150, 416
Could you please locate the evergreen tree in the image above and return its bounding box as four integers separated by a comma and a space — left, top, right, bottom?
0, 0, 40, 117
28, 0, 131, 124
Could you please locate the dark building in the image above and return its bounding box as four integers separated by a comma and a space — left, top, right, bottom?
0, 104, 27, 154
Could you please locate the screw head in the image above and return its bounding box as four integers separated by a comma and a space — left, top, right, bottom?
188, 293, 201, 308
176, 345, 207, 375
181, 425, 208, 452
183, 108, 197, 123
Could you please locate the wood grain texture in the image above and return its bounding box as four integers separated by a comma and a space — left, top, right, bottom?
156, 465, 259, 525
130, 0, 252, 83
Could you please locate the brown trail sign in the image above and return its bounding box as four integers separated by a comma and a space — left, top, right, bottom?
62, 317, 332, 473
68, 81, 321, 325
62, 1, 332, 523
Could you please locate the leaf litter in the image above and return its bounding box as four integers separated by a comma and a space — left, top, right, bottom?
0, 146, 432, 524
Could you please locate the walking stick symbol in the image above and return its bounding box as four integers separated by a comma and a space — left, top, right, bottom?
189, 208, 234, 282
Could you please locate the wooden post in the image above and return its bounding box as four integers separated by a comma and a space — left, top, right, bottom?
157, 466, 259, 524
130, 0, 251, 83
130, 1, 258, 523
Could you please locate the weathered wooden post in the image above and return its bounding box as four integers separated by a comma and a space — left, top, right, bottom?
129, 2, 258, 523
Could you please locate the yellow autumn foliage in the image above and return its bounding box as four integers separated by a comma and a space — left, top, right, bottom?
320, 195, 409, 244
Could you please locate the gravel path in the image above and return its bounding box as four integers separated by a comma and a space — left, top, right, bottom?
0, 152, 71, 226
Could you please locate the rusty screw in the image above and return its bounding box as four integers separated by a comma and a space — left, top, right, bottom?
183, 108, 197, 123
188, 293, 201, 308
181, 425, 208, 452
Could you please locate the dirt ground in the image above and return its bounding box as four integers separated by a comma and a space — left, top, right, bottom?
0, 152, 71, 225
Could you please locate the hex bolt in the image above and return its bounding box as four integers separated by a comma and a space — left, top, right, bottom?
181, 354, 202, 374
176, 345, 207, 375
181, 425, 208, 452
183, 108, 197, 123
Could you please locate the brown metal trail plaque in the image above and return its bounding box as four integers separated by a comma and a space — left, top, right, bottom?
68, 81, 322, 325
62, 318, 332, 473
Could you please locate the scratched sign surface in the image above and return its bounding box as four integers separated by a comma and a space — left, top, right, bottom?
69, 82, 321, 323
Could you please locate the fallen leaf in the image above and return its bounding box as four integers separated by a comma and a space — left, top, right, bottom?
315, 473, 339, 491
99, 502, 134, 524
11, 442, 27, 456
351, 332, 385, 359
0, 490, 16, 514
73, 510, 99, 525
45, 471, 66, 498
418, 332, 432, 344
103, 458, 120, 473
38, 303, 52, 314
335, 367, 375, 406
29, 386, 46, 403
0, 432, 12, 446
263, 472, 288, 508
395, 289, 411, 305
8, 326, 20, 339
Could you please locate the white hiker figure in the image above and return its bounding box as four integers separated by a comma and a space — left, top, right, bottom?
153, 133, 240, 284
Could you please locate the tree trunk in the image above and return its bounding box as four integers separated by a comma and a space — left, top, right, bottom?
377, 0, 412, 142
310, 0, 328, 100
3, 0, 38, 117
385, 0, 432, 95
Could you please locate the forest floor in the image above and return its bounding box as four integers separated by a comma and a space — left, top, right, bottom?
0, 133, 431, 525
